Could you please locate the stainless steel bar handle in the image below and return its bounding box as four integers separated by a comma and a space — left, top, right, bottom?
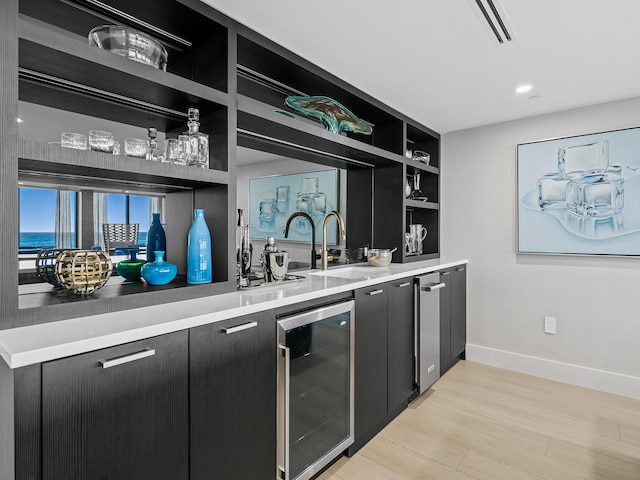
442, 271, 450, 276
423, 282, 446, 292
367, 289, 384, 296
277, 344, 291, 480
457, 267, 465, 272
222, 321, 257, 334
396, 282, 412, 288
100, 348, 155, 369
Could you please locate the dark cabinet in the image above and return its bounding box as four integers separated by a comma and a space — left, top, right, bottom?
41, 331, 189, 480
386, 277, 415, 413
440, 265, 467, 375
190, 310, 276, 480
350, 277, 415, 455
352, 284, 388, 453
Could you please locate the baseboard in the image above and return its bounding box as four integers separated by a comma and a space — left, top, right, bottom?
466, 344, 640, 400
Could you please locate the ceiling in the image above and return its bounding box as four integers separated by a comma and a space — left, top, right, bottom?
202, 0, 640, 134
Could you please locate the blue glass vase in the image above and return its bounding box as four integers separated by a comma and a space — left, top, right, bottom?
141, 251, 177, 285
187, 209, 212, 284
146, 213, 166, 263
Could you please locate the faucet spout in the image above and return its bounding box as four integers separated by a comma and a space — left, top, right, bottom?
321, 211, 346, 270
284, 211, 317, 269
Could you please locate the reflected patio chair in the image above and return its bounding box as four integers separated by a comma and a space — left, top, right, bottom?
102, 223, 139, 254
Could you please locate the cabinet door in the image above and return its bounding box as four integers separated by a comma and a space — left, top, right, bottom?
42, 331, 189, 480
450, 266, 467, 359
353, 285, 388, 446
190, 310, 276, 480
387, 277, 415, 412
440, 270, 452, 375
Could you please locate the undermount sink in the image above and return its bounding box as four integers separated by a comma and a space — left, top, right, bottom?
310, 266, 389, 280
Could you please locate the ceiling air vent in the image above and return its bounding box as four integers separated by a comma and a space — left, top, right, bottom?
470, 0, 516, 44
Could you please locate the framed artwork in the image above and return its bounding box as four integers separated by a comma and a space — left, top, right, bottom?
517, 126, 640, 256
248, 169, 339, 244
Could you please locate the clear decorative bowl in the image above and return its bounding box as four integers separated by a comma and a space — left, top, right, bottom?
88, 25, 168, 71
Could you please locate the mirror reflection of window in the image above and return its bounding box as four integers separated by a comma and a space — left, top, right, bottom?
105, 194, 154, 248
19, 187, 77, 254
95, 193, 162, 250
19, 186, 163, 254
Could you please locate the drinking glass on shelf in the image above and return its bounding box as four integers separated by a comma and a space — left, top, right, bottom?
61, 132, 87, 150
405, 233, 413, 254
165, 137, 187, 165
124, 138, 148, 158
112, 140, 121, 155
409, 173, 423, 199
89, 130, 114, 153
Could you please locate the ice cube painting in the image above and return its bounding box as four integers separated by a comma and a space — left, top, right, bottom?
248, 169, 339, 244
517, 127, 640, 256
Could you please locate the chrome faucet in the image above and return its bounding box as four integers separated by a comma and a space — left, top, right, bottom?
284, 211, 317, 269
321, 211, 346, 270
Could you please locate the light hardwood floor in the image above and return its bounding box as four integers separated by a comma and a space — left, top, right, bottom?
317, 361, 640, 480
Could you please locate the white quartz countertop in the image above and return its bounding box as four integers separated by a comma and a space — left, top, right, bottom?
0, 258, 467, 369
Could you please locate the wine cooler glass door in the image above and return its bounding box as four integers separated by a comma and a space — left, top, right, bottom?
277, 300, 355, 480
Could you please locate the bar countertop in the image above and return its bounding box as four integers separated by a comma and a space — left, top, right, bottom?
0, 258, 468, 368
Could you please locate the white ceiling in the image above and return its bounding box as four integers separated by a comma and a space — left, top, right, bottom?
202, 0, 640, 134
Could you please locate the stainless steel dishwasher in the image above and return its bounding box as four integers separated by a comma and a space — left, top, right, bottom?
415, 272, 446, 393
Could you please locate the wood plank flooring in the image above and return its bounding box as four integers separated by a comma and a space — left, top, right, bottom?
317, 361, 640, 480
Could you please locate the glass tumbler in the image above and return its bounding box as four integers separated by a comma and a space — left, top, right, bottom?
61, 132, 87, 150
89, 130, 115, 153
165, 137, 187, 165
124, 138, 148, 158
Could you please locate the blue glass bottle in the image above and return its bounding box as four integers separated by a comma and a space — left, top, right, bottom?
187, 209, 212, 284
146, 213, 166, 263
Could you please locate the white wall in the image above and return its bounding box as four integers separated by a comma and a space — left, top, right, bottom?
441, 97, 640, 399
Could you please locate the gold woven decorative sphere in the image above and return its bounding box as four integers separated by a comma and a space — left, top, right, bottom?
54, 250, 113, 295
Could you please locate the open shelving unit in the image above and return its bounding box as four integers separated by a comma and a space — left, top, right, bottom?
2, 0, 237, 327
1, 0, 441, 330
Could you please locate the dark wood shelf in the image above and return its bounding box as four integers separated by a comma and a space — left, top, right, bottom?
237, 95, 407, 169
405, 161, 439, 176
405, 199, 439, 210
236, 34, 405, 156
403, 252, 440, 262
19, 0, 230, 91
18, 140, 229, 193
18, 18, 230, 133
19, 17, 230, 107
18, 275, 235, 322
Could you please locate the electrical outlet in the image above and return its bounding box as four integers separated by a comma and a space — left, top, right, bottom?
544, 316, 556, 334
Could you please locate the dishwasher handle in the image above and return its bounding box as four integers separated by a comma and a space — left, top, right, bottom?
422, 282, 446, 292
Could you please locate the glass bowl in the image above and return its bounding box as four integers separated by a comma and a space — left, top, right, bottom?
125, 138, 148, 158
61, 132, 87, 150
412, 150, 431, 164
89, 130, 114, 153
88, 25, 168, 71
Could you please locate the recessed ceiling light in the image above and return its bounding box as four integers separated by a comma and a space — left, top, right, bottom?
16, 117, 24, 123
515, 84, 532, 94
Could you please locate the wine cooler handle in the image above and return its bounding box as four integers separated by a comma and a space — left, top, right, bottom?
277, 344, 290, 480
